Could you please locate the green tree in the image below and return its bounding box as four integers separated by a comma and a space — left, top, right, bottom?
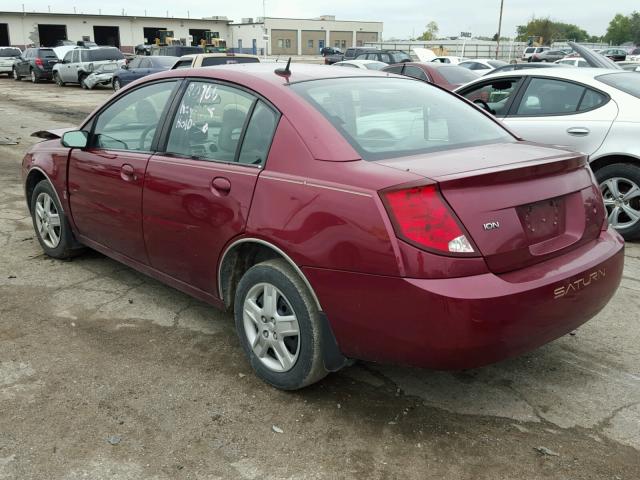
418, 21, 439, 41
516, 17, 589, 45
604, 13, 632, 44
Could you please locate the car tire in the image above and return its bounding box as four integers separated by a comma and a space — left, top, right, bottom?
13, 67, 21, 81
53, 72, 65, 87
30, 69, 39, 83
30, 180, 83, 259
234, 259, 329, 390
595, 163, 640, 240
113, 78, 121, 91
79, 74, 88, 89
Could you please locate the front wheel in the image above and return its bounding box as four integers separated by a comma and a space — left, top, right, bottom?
112, 78, 121, 91
79, 73, 88, 89
234, 259, 329, 390
30, 180, 82, 259
13, 67, 21, 80
596, 163, 640, 240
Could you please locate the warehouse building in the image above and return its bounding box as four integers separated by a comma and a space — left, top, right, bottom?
0, 11, 232, 52
0, 12, 383, 56
230, 16, 383, 56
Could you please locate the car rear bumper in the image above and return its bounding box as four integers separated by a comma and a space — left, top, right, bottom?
304, 227, 624, 370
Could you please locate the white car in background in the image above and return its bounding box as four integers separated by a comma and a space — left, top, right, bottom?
332, 59, 388, 70
522, 46, 550, 61
555, 57, 590, 67
458, 59, 508, 72
0, 47, 21, 75
457, 67, 640, 239
432, 56, 467, 64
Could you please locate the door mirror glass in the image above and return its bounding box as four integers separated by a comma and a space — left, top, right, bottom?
61, 130, 88, 148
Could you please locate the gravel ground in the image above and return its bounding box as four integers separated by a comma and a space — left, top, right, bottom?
0, 77, 639, 480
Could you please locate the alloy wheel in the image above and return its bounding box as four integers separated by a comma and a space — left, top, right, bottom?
34, 192, 61, 249
13, 68, 18, 80
243, 283, 300, 373
600, 177, 640, 229
113, 78, 121, 91
30, 70, 36, 83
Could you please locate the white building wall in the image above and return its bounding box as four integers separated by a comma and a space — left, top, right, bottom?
231, 17, 383, 56
1, 12, 230, 51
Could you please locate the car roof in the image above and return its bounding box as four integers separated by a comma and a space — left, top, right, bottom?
178, 53, 259, 60
482, 66, 621, 81
337, 59, 383, 65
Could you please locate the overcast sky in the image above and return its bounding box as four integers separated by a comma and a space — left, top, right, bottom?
3, 0, 639, 39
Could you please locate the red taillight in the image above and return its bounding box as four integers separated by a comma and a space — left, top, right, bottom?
35, 57, 44, 68
382, 184, 475, 255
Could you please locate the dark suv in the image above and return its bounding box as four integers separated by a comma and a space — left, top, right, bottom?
13, 48, 58, 83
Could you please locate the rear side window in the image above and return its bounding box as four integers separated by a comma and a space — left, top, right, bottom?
238, 101, 279, 166
516, 78, 606, 115
290, 77, 514, 161
597, 72, 640, 99
384, 65, 403, 74
201, 56, 259, 66
525, 48, 535, 54
88, 49, 125, 61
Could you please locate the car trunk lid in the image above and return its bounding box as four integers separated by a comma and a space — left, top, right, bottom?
377, 142, 606, 273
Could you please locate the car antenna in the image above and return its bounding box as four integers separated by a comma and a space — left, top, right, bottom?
275, 57, 292, 78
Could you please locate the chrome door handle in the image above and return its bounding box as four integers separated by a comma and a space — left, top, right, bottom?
567, 127, 590, 136
120, 163, 136, 181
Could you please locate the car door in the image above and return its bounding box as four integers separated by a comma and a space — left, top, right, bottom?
503, 76, 618, 155
143, 80, 280, 295
67, 80, 179, 262
60, 50, 76, 82
16, 49, 29, 75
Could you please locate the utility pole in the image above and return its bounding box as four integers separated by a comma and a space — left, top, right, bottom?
263, 0, 268, 59
496, 0, 504, 59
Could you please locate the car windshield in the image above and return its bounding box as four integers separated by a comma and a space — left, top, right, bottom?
87, 49, 124, 61
0, 48, 21, 57
40, 49, 58, 58
597, 72, 640, 98
437, 66, 479, 84
290, 77, 514, 161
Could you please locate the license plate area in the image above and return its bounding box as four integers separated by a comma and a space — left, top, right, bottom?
517, 197, 566, 243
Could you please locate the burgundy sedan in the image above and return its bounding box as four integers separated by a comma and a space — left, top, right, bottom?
382, 62, 480, 90
22, 64, 624, 390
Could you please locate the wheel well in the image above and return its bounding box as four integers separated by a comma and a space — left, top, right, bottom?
589, 155, 640, 173
219, 242, 281, 311
24, 170, 46, 213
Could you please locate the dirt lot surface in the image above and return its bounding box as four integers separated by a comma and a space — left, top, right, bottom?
0, 78, 639, 480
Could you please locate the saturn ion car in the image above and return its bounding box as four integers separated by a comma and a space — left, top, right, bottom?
22, 64, 623, 389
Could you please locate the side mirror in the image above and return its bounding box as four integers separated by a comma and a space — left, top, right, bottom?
121, 64, 128, 69
61, 130, 88, 149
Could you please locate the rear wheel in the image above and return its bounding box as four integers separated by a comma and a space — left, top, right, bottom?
596, 163, 640, 240
79, 73, 88, 89
234, 259, 328, 390
30, 69, 38, 83
12, 67, 21, 80
53, 72, 65, 86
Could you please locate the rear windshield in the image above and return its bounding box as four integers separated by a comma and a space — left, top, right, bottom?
437, 66, 479, 84
201, 56, 260, 66
87, 49, 124, 61
391, 51, 411, 62
487, 60, 507, 68
597, 72, 640, 98
39, 49, 58, 58
290, 77, 514, 161
0, 48, 21, 57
